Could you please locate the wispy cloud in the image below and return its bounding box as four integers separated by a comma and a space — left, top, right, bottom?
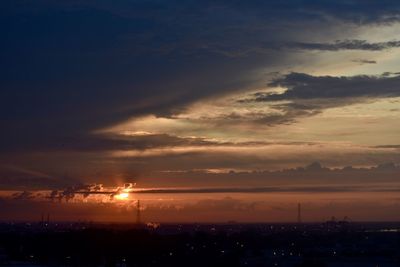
283, 40, 400, 51
352, 59, 377, 64
127, 185, 400, 194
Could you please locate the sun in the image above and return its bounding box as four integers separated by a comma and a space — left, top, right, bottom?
115, 192, 129, 200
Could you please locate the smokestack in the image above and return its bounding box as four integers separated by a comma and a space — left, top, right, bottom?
136, 200, 141, 225
297, 203, 302, 224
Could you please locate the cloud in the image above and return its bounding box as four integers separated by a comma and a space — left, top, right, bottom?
0, 165, 74, 190
39, 133, 220, 152
123, 185, 400, 194
0, 132, 305, 153
374, 145, 400, 149
216, 40, 400, 57
265, 72, 400, 100
2, 0, 400, 153
237, 72, 400, 125
352, 59, 377, 64
1, 0, 400, 193
284, 40, 400, 51
254, 103, 323, 125
0, 1, 271, 152
1, 138, 399, 190
37, 162, 400, 199
11, 191, 36, 201
134, 161, 400, 188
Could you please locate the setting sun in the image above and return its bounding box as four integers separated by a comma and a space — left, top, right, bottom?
115, 192, 129, 200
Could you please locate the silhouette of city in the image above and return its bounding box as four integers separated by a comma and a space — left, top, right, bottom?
0, 220, 398, 266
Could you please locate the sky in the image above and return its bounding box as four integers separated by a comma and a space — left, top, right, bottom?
0, 0, 399, 222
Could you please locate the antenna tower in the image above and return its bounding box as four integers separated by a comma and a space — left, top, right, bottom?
297, 203, 302, 223
136, 200, 141, 225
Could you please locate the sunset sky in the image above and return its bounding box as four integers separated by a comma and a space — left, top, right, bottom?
1, 0, 399, 222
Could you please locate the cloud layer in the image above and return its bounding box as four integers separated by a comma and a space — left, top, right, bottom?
237, 72, 400, 125
1, 1, 400, 221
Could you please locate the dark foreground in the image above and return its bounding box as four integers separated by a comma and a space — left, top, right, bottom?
0, 222, 398, 267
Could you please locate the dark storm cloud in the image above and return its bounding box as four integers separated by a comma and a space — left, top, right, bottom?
265, 72, 400, 100
238, 72, 400, 125
2, 0, 400, 153
0, 0, 268, 152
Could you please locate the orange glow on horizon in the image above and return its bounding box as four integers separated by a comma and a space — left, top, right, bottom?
115, 192, 129, 200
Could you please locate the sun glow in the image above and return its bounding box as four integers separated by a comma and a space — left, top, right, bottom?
115, 192, 129, 200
